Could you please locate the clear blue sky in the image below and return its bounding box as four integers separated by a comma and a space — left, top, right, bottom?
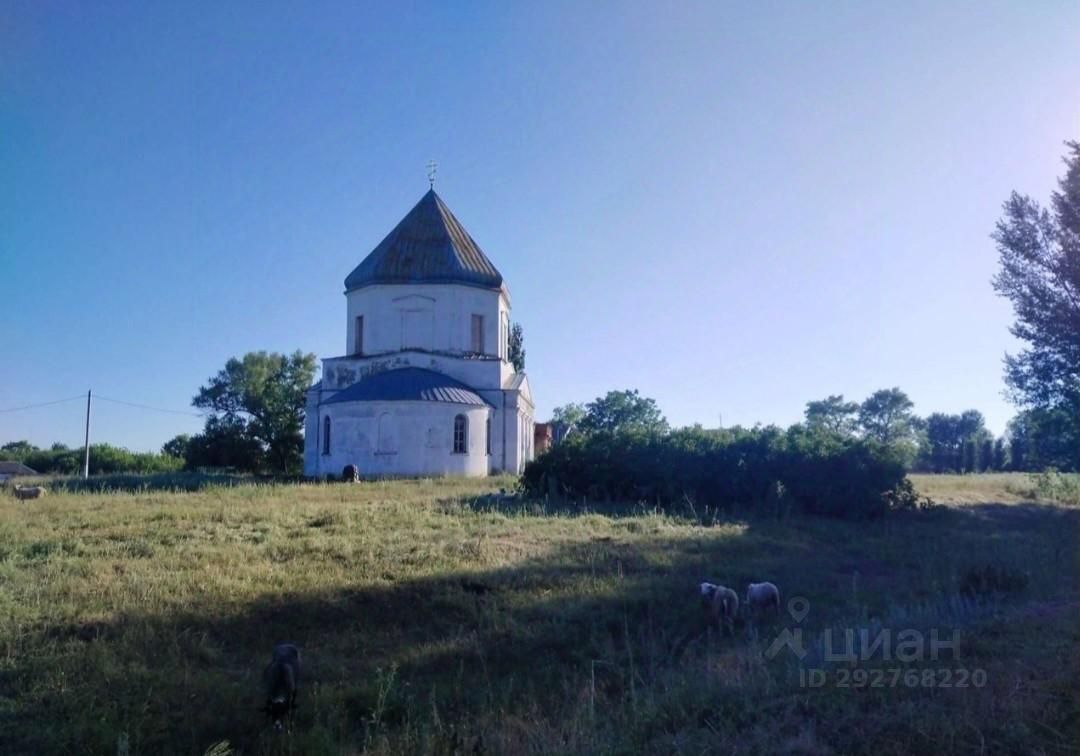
2, 1, 1078, 451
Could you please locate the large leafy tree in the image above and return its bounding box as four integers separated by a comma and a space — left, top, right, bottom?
992, 141, 1080, 467
858, 388, 918, 448
192, 350, 317, 473
579, 389, 669, 435
804, 395, 859, 436
924, 413, 961, 472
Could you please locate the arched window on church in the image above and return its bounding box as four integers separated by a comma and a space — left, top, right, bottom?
323, 416, 331, 455
453, 414, 468, 454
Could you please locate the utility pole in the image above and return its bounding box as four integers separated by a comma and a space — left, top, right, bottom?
83, 389, 92, 479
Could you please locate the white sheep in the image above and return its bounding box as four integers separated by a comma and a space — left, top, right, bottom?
745, 581, 781, 618
700, 582, 739, 635
13, 485, 47, 501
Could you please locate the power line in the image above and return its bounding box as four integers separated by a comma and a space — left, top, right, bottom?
0, 393, 204, 418
95, 395, 205, 417
0, 395, 86, 413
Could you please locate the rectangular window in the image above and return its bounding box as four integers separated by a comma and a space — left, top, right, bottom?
486, 418, 492, 455
354, 316, 364, 355
471, 314, 484, 354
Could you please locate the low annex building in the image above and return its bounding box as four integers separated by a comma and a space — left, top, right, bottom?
0, 461, 39, 482
303, 189, 535, 478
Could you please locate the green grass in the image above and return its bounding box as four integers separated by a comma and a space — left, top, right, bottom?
1, 474, 1077, 754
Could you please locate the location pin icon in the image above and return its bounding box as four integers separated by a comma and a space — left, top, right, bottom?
788, 597, 810, 623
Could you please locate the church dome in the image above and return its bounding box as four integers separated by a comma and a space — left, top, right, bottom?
344, 190, 504, 292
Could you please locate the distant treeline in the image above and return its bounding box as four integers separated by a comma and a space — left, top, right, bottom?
524, 386, 1077, 519
0, 441, 183, 476
548, 389, 1077, 477
914, 406, 1076, 474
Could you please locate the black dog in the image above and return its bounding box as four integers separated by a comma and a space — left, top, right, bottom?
261, 643, 301, 732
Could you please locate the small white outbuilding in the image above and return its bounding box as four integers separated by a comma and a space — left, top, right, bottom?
303, 189, 534, 478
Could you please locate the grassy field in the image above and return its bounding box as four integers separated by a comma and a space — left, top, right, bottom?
0, 474, 1077, 755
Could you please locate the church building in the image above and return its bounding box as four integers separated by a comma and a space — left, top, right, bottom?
303, 188, 535, 478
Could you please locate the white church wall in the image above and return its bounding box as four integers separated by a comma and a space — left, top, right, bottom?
322, 351, 513, 393
313, 400, 491, 478
486, 388, 534, 475
346, 283, 507, 358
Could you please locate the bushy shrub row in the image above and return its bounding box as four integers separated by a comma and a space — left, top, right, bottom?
521, 425, 924, 519
19, 443, 184, 476
1030, 470, 1080, 505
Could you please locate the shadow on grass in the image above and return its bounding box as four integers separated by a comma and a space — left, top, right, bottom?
3, 526, 779, 754
7, 500, 1079, 755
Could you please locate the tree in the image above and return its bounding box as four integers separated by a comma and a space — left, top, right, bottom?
508, 322, 526, 372
1008, 418, 1028, 471
552, 403, 585, 427
1006, 407, 1079, 472
0, 440, 38, 461
192, 350, 317, 473
921, 410, 989, 472
184, 415, 266, 472
925, 413, 962, 472
992, 141, 1080, 468
993, 437, 1008, 471
962, 437, 977, 473
804, 395, 859, 436
858, 388, 917, 446
162, 434, 191, 459
980, 437, 995, 472
550, 402, 586, 439
957, 410, 987, 440
579, 389, 669, 435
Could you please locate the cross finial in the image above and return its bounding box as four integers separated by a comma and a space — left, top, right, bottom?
426, 160, 438, 189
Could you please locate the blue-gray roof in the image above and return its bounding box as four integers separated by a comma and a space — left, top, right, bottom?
344, 190, 504, 292
324, 367, 492, 407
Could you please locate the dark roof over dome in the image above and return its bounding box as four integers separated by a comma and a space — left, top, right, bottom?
344, 190, 504, 292
324, 367, 492, 407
